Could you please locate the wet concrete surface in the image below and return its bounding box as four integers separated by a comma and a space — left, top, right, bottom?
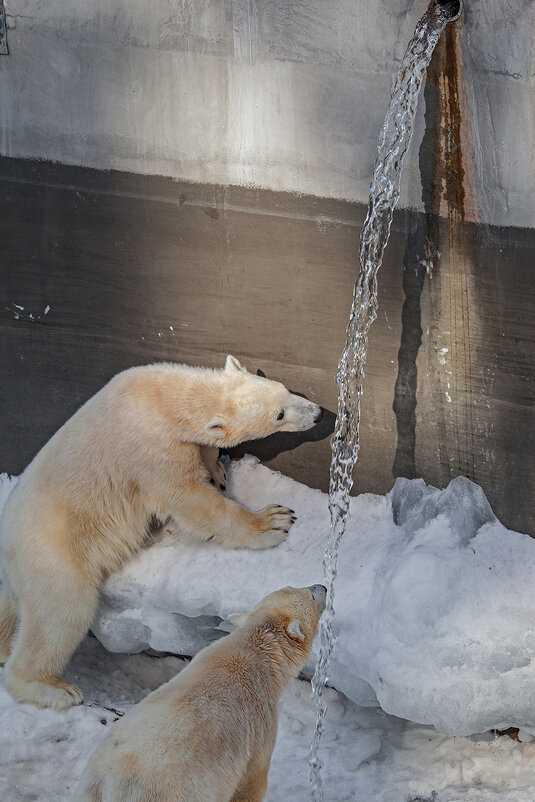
0, 157, 533, 533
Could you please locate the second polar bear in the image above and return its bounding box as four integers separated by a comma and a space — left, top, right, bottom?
0, 355, 322, 711
77, 584, 327, 802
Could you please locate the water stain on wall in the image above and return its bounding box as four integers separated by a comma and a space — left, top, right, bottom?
394, 20, 487, 488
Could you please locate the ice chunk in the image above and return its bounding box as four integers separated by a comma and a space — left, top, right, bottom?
92, 606, 225, 656
391, 475, 496, 544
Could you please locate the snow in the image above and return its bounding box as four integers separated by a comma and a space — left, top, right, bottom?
2, 457, 535, 799
2, 636, 535, 801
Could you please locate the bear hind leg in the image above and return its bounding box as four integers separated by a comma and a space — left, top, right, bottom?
5, 572, 98, 710
0, 587, 18, 665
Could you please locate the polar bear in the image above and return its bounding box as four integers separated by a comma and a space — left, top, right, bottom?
77, 583, 326, 802
0, 356, 322, 711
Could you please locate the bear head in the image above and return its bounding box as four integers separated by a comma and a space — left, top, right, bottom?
204, 355, 323, 446
228, 584, 327, 674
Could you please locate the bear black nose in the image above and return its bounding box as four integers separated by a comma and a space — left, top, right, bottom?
314, 407, 324, 424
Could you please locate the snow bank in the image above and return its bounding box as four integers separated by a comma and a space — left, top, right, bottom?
1, 457, 535, 736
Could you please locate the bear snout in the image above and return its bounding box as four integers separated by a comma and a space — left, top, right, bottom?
309, 584, 327, 607
314, 407, 324, 424
286, 397, 323, 432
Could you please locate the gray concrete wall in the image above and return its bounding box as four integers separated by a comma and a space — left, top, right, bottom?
1, 0, 534, 227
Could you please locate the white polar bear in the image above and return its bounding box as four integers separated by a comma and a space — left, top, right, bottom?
76, 584, 327, 802
0, 356, 322, 711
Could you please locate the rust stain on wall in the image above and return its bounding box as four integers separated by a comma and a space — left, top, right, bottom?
431, 24, 478, 224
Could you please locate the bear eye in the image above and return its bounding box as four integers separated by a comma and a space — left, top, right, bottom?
276, 410, 285, 421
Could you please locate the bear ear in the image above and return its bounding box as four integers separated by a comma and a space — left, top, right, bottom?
205, 416, 227, 439
286, 619, 305, 642
225, 355, 248, 374
227, 612, 249, 628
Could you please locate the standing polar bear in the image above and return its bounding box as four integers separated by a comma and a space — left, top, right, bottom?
0, 356, 322, 711
77, 584, 327, 802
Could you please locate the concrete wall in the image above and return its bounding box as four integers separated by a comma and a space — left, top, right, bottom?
1, 0, 534, 227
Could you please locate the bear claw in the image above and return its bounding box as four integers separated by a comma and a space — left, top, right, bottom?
254, 505, 296, 545
208, 460, 227, 492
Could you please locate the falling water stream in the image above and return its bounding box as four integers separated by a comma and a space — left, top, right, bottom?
309, 2, 462, 799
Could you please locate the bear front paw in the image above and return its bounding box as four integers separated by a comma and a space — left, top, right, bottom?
249, 505, 296, 549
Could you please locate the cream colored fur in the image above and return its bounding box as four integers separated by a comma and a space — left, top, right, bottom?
0, 356, 321, 710
76, 584, 326, 802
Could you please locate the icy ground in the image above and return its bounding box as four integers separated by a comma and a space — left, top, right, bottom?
52, 455, 535, 736
2, 636, 535, 801
2, 458, 535, 800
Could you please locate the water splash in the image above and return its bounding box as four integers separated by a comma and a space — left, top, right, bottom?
309, 3, 461, 799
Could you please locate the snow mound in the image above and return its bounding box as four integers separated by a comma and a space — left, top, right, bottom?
1, 457, 535, 736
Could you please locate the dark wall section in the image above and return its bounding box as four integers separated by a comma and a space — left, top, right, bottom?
0, 157, 534, 533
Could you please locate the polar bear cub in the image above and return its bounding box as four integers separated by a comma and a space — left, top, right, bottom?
0, 356, 322, 711
77, 584, 327, 802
